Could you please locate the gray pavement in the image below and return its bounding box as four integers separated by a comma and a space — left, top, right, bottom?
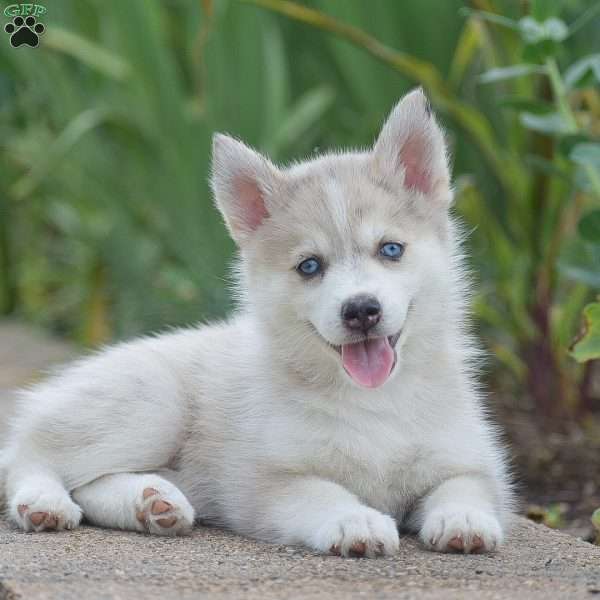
1, 321, 599, 599
2, 517, 600, 600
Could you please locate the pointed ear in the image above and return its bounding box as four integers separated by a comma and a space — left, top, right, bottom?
211, 134, 281, 245
373, 88, 450, 198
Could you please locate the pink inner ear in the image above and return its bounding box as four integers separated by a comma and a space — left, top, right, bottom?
399, 133, 432, 194
235, 177, 269, 233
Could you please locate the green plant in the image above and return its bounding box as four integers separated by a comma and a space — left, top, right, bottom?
593, 507, 600, 544
0, 0, 336, 343
526, 502, 568, 528
467, 2, 600, 416
570, 206, 600, 366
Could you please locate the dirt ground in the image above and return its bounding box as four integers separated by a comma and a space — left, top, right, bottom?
502, 408, 600, 542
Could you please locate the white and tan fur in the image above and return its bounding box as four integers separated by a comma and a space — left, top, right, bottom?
0, 90, 513, 556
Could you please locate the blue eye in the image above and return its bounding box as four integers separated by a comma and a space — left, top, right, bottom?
297, 257, 322, 277
379, 242, 405, 260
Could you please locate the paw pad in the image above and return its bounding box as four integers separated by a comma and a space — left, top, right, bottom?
136, 487, 192, 536
30, 512, 49, 527
4, 16, 45, 48
329, 538, 386, 558
420, 506, 502, 554
156, 516, 178, 528
320, 508, 399, 558
445, 533, 484, 553
151, 500, 172, 515
341, 541, 367, 557
143, 487, 158, 499
16, 504, 68, 532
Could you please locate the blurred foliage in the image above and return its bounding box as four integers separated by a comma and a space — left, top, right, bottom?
571, 302, 600, 362
526, 502, 568, 529
593, 507, 600, 544
0, 0, 599, 417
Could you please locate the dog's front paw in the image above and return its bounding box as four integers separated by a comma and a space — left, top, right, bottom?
13, 493, 82, 532
420, 504, 503, 554
313, 506, 399, 558
135, 486, 194, 536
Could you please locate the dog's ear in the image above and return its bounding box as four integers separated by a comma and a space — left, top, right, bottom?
373, 88, 450, 199
211, 134, 281, 245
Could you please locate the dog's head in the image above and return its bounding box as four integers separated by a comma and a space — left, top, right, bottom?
211, 89, 454, 390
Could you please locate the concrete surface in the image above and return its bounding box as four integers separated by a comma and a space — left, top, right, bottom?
1, 518, 600, 600
0, 320, 74, 392
1, 321, 600, 599
0, 320, 74, 442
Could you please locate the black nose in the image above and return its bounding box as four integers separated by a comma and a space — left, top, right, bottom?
341, 295, 382, 332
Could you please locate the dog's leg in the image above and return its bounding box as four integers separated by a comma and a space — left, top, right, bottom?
7, 466, 83, 532
412, 475, 503, 554
72, 472, 195, 536
257, 476, 399, 557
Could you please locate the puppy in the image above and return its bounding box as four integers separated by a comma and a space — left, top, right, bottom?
1, 89, 512, 556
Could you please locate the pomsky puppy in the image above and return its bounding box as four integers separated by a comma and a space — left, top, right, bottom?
1, 89, 512, 557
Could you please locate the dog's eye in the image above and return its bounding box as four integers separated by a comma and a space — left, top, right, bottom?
379, 242, 405, 260
297, 257, 322, 277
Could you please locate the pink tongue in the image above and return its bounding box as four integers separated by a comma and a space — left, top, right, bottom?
341, 337, 395, 388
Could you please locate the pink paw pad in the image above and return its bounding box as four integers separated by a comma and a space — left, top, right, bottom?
330, 540, 386, 558
17, 504, 59, 531
137, 487, 186, 534
446, 534, 484, 553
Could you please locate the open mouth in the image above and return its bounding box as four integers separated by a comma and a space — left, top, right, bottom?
333, 332, 401, 389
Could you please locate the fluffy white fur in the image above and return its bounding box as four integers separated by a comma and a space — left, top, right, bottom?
0, 89, 513, 556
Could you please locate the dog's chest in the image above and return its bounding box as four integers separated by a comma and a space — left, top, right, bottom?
263, 405, 432, 516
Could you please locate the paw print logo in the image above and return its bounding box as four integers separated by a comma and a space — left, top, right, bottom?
4, 15, 45, 48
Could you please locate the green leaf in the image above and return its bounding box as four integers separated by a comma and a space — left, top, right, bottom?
570, 303, 600, 363
575, 166, 595, 193
518, 17, 546, 44
264, 86, 335, 157
11, 108, 114, 200
261, 21, 290, 146
564, 54, 600, 90
559, 238, 600, 287
479, 64, 546, 84
544, 503, 567, 529
44, 27, 131, 81
459, 8, 519, 31
519, 111, 570, 135
524, 155, 569, 181
570, 143, 600, 169
579, 211, 600, 244
497, 96, 554, 114
532, 0, 561, 21
570, 143, 600, 197
449, 19, 483, 90
593, 508, 600, 531
558, 134, 592, 158
518, 16, 568, 44
569, 3, 600, 36
543, 18, 568, 42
